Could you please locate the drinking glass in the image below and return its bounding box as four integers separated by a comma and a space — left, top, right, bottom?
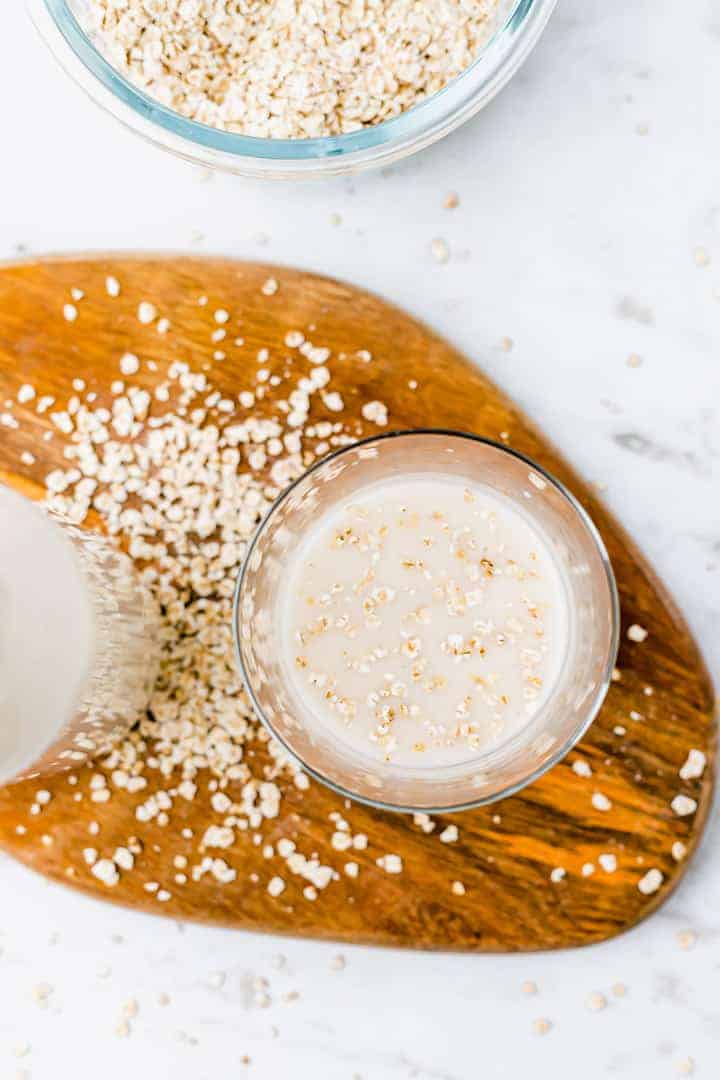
234, 431, 619, 812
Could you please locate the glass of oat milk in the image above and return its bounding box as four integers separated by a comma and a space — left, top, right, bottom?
0, 485, 160, 784
234, 431, 619, 812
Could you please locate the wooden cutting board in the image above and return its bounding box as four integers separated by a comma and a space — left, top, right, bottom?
0, 255, 714, 952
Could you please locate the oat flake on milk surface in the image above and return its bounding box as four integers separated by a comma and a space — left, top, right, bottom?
83, 0, 502, 138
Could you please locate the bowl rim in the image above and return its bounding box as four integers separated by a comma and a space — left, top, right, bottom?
30, 0, 558, 171
233, 428, 621, 814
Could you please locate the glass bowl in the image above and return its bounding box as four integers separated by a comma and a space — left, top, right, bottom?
28, 0, 558, 179
234, 431, 620, 813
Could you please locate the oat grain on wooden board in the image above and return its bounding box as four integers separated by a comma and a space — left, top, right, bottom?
0, 256, 714, 952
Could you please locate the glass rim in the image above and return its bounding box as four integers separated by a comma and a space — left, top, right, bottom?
233, 429, 621, 814
30, 0, 558, 171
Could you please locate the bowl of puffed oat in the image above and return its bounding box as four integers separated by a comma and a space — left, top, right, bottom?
28, 0, 557, 179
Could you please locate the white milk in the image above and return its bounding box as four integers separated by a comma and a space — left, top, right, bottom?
282, 476, 569, 768
0, 487, 158, 784
0, 488, 93, 781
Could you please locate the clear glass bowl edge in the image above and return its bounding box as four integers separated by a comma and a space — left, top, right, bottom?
27, 0, 558, 179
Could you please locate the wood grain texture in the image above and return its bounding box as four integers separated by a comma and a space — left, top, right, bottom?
0, 255, 715, 952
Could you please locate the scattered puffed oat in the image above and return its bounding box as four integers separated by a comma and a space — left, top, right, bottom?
91, 859, 120, 887
612, 982, 627, 998
550, 867, 566, 883
137, 301, 157, 325
344, 862, 359, 878
17, 384, 36, 404
638, 868, 663, 895
444, 192, 459, 210
331, 831, 353, 852
533, 1018, 552, 1036
330, 954, 346, 971
63, 303, 77, 323
671, 841, 687, 862
261, 278, 278, 296
627, 624, 648, 643
361, 400, 388, 427
71, 287, 84, 302
207, 971, 226, 989
451, 880, 466, 896
322, 391, 344, 412
106, 275, 121, 297
521, 981, 538, 995
20, 451, 35, 466
115, 1020, 131, 1038
598, 853, 617, 873
376, 854, 403, 874
267, 876, 286, 897
581, 863, 595, 877
671, 794, 697, 817
676, 1057, 695, 1076
123, 998, 139, 1019
693, 247, 711, 268
626, 353, 643, 368
120, 353, 140, 376
413, 812, 435, 834
430, 238, 450, 264
591, 792, 612, 812
586, 992, 607, 1012
439, 825, 459, 844
158, 992, 171, 1006
32, 983, 53, 1004
572, 759, 592, 778
676, 929, 697, 950
113, 847, 134, 871
679, 749, 706, 780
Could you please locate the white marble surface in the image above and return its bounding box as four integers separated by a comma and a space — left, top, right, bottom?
1, 2, 719, 1077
